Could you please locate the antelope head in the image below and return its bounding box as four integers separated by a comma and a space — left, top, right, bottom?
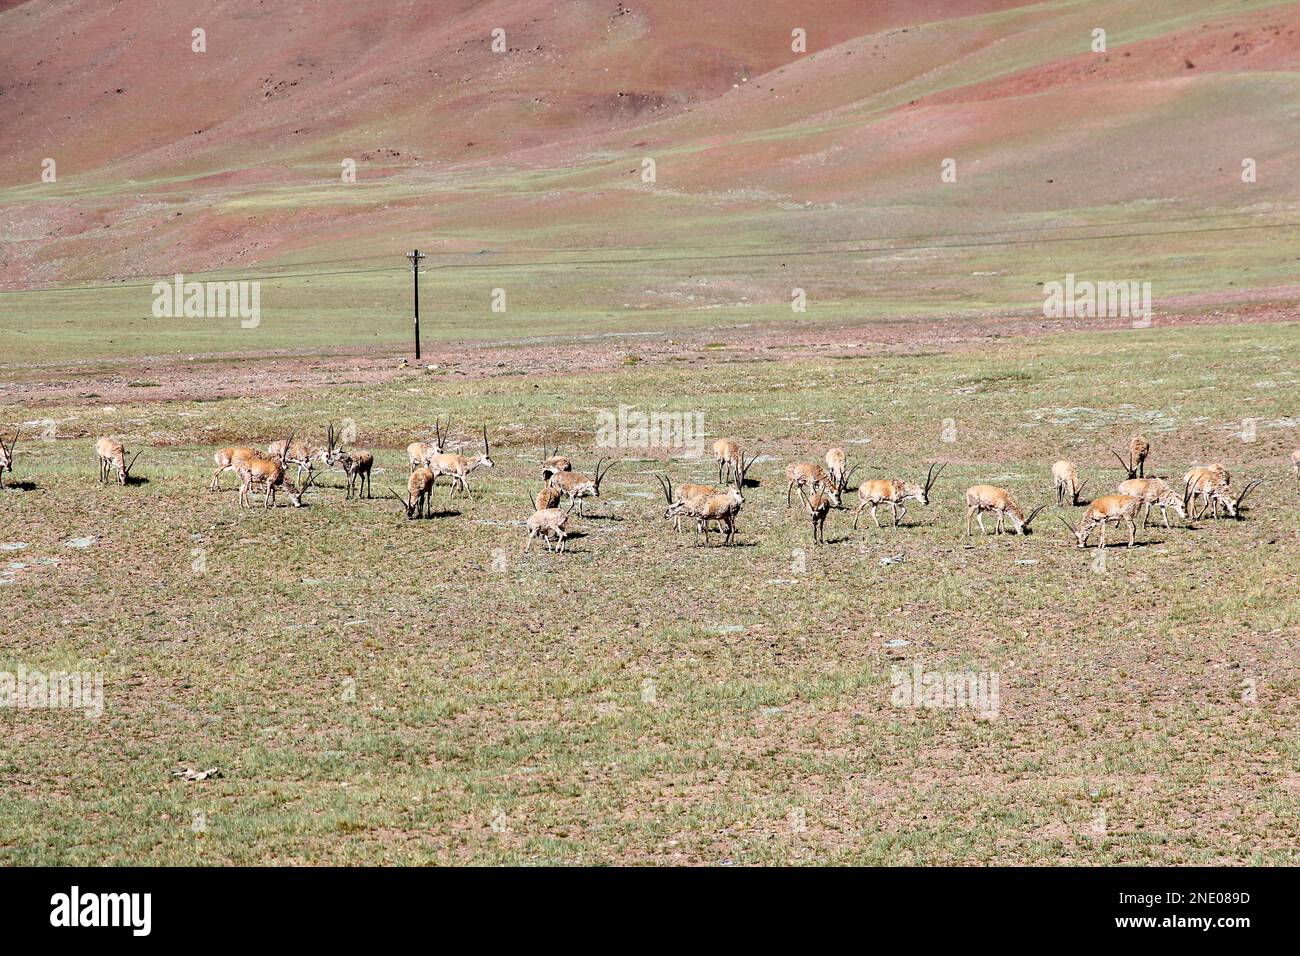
388, 485, 418, 520
324, 421, 342, 466
474, 425, 495, 469
655, 473, 675, 516
433, 415, 451, 454
119, 448, 143, 484
1223, 478, 1265, 519
1014, 503, 1047, 535
1057, 515, 1088, 549
591, 457, 614, 496
734, 451, 761, 489
1111, 448, 1138, 481
286, 470, 315, 508
912, 461, 946, 506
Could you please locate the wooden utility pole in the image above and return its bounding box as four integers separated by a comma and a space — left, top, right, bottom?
406, 249, 426, 360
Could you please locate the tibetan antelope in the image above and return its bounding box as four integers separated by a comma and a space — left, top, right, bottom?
210, 445, 265, 491
388, 467, 435, 519
825, 447, 859, 496
654, 473, 726, 533
853, 462, 945, 529
806, 490, 836, 544
237, 457, 312, 509
268, 428, 329, 484
0, 429, 17, 487
786, 461, 835, 507
532, 484, 563, 512
541, 445, 572, 481
1116, 478, 1188, 529
1111, 436, 1150, 480
96, 437, 142, 485
1185, 467, 1263, 520
525, 501, 576, 553
324, 423, 373, 499
964, 485, 1046, 536
1059, 493, 1141, 549
712, 439, 743, 485
1051, 460, 1087, 506
1183, 464, 1230, 519
407, 416, 450, 472
427, 425, 495, 497
665, 487, 744, 546
550, 457, 614, 514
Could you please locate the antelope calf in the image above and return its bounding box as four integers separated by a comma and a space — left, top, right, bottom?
853, 463, 944, 529
1051, 460, 1086, 506
96, 437, 142, 485
525, 504, 574, 553
1060, 493, 1141, 549
806, 490, 836, 544
389, 467, 435, 519
1116, 477, 1187, 529
964, 485, 1045, 536
550, 457, 614, 514
428, 425, 495, 497
0, 430, 17, 487
666, 487, 744, 546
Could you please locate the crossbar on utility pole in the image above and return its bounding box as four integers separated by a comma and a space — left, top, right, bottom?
406, 249, 426, 360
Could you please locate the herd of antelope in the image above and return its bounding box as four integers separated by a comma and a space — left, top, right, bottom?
0, 426, 1292, 554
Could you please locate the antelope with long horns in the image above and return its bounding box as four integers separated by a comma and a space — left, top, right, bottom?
1111, 436, 1150, 480
1183, 464, 1230, 519
825, 447, 858, 497
1059, 493, 1141, 549
665, 487, 744, 546
324, 422, 373, 500
427, 425, 495, 498
96, 437, 142, 485
1051, 460, 1087, 506
267, 428, 329, 484
550, 457, 614, 514
237, 456, 313, 509
853, 462, 944, 529
1116, 477, 1188, 529
407, 416, 449, 473
389, 467, 435, 519
0, 430, 17, 487
964, 485, 1045, 536
806, 490, 836, 544
1186, 468, 1263, 520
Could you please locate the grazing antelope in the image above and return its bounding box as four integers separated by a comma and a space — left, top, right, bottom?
96, 437, 142, 485
806, 490, 837, 544
655, 473, 724, 533
210, 446, 265, 491
1183, 464, 1230, 519
407, 417, 450, 472
853, 463, 944, 529
0, 429, 17, 487
541, 444, 572, 481
1116, 477, 1188, 529
525, 501, 576, 553
550, 457, 614, 514
964, 485, 1046, 536
389, 468, 435, 519
824, 448, 850, 494
712, 439, 744, 485
427, 425, 495, 497
1051, 460, 1087, 506
1185, 468, 1263, 520
666, 487, 744, 546
1060, 493, 1141, 549
237, 458, 312, 509
786, 461, 835, 507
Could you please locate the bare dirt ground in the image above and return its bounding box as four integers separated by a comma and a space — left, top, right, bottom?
6, 299, 1295, 407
